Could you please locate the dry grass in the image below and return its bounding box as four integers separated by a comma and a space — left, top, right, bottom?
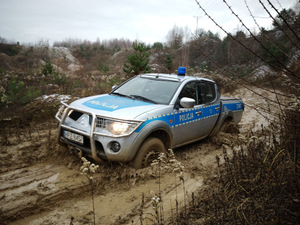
171, 104, 300, 224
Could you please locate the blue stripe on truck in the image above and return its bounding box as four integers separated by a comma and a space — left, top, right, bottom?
135, 104, 221, 132
82, 95, 153, 112
222, 102, 243, 112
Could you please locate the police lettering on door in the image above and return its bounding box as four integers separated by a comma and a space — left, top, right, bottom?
179, 112, 194, 122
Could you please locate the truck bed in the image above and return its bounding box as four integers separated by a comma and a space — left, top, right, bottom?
220, 96, 242, 101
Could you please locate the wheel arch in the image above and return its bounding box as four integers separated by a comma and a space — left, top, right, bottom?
129, 120, 173, 162
146, 129, 172, 150
223, 115, 234, 123
209, 112, 234, 136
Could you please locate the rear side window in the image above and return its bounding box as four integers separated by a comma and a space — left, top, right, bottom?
197, 82, 216, 104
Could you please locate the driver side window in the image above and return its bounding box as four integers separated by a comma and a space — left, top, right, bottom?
178, 82, 197, 107
179, 82, 196, 100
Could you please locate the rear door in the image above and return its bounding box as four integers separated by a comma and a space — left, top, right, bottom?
197, 80, 220, 135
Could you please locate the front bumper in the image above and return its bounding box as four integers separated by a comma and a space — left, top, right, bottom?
55, 102, 143, 162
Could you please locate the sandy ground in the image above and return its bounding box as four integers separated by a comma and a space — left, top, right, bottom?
0, 86, 282, 225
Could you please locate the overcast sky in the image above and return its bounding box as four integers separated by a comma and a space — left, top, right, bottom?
0, 0, 298, 45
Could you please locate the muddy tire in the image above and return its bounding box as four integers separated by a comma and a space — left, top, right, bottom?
133, 137, 166, 169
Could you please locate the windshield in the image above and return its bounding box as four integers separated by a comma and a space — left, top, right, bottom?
111, 76, 180, 105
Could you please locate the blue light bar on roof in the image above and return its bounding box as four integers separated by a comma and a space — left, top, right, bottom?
178, 67, 186, 76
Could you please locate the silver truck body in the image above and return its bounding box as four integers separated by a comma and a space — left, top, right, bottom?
56, 72, 244, 163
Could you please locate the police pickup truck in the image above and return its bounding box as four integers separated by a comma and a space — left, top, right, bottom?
56, 67, 244, 168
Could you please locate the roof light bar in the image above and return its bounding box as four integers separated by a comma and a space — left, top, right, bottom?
178, 67, 186, 76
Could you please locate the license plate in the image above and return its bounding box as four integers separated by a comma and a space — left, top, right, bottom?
64, 130, 84, 144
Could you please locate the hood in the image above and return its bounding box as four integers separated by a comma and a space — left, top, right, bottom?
69, 94, 165, 120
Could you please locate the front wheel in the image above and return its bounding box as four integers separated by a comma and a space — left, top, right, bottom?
133, 137, 166, 169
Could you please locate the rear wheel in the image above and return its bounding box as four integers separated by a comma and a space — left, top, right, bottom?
220, 120, 239, 133
133, 137, 166, 169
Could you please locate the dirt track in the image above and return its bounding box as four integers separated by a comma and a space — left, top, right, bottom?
0, 87, 277, 225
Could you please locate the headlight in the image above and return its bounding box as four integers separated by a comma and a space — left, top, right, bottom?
111, 121, 129, 135
95, 117, 141, 136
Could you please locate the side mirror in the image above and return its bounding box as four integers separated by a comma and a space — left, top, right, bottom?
180, 97, 195, 108
112, 85, 117, 91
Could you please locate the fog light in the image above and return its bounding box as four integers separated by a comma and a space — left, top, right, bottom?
111, 141, 121, 152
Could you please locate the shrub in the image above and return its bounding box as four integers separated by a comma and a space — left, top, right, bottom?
96, 81, 111, 93
123, 42, 151, 76
173, 103, 300, 224
21, 87, 41, 104
53, 72, 67, 85
97, 64, 109, 73
41, 60, 54, 75
2, 78, 42, 106
152, 42, 164, 50
6, 78, 25, 104
0, 43, 21, 56
164, 54, 173, 71
0, 85, 8, 105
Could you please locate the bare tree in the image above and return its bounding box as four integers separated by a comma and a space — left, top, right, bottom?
166, 25, 185, 49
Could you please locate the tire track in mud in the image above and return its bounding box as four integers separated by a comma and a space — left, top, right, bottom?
0, 162, 91, 223
0, 127, 93, 224
3, 138, 224, 225
1, 132, 217, 225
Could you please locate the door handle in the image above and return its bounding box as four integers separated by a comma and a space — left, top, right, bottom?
196, 111, 202, 115
215, 107, 220, 111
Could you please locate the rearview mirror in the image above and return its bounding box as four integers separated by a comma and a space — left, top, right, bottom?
180, 97, 195, 108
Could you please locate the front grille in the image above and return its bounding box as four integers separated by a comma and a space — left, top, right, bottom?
96, 117, 107, 128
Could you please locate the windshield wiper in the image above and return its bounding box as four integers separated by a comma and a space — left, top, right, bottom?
130, 95, 157, 104
111, 92, 134, 99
